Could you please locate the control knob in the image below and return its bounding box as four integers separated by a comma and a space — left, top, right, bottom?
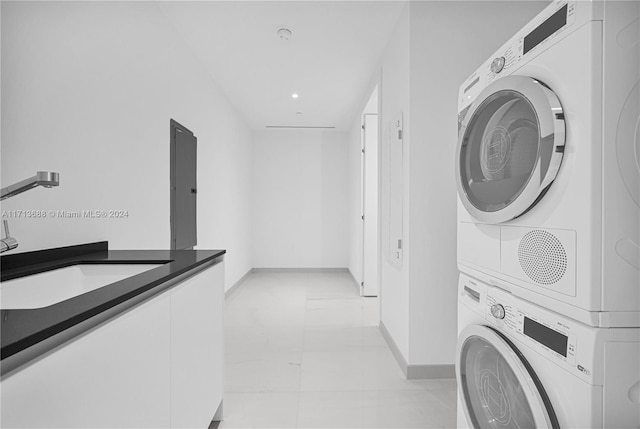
490, 57, 506, 73
491, 304, 506, 320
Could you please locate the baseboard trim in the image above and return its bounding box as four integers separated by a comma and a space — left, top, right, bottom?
406, 363, 455, 380
379, 321, 456, 380
251, 267, 348, 273
225, 269, 253, 299
212, 399, 223, 422
379, 320, 409, 378
347, 269, 361, 293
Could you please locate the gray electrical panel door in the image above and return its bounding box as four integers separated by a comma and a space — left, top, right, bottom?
171, 120, 197, 250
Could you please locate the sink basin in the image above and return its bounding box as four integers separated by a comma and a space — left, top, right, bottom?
0, 264, 163, 309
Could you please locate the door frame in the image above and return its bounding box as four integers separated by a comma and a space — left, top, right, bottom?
361, 113, 380, 297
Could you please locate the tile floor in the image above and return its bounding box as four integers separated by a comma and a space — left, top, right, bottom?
219, 271, 457, 428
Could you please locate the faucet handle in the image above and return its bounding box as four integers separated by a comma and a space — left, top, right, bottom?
0, 220, 18, 252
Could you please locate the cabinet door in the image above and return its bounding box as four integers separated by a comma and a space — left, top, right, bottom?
170, 263, 224, 428
1, 292, 172, 428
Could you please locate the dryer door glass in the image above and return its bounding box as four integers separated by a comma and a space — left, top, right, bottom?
461, 91, 540, 211
457, 325, 558, 429
456, 76, 565, 224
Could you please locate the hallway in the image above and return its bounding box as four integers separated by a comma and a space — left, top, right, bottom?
221, 271, 456, 428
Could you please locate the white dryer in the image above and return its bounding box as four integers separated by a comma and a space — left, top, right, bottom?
455, 0, 640, 327
456, 273, 640, 429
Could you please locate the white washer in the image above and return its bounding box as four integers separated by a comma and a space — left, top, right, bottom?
456, 273, 640, 429
455, 0, 640, 327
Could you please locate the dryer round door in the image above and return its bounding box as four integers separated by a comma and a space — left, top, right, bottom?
456, 76, 565, 224
456, 324, 559, 429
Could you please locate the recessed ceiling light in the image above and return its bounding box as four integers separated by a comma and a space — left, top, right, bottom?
292, 93, 299, 99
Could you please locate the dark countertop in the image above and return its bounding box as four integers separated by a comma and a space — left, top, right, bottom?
1, 241, 225, 364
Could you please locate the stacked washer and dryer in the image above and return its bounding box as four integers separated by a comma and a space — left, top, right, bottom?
454, 1, 640, 428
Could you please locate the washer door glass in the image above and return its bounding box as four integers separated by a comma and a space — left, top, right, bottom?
456, 76, 565, 224
461, 91, 540, 212
456, 325, 558, 429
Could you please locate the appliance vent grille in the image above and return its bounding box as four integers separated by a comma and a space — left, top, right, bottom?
518, 230, 567, 285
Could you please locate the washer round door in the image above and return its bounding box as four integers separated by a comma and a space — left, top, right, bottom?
456, 325, 559, 429
456, 76, 565, 224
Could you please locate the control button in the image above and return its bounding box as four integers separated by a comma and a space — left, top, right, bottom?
490, 57, 506, 73
490, 304, 506, 320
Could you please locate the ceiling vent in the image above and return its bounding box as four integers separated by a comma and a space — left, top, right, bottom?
265, 126, 336, 129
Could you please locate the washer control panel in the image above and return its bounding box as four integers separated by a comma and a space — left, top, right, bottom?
459, 273, 605, 385
486, 294, 577, 366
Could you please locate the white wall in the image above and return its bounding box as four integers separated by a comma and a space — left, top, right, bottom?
252, 129, 349, 268
379, 4, 411, 359
373, 1, 549, 368
406, 1, 549, 365
408, 1, 548, 364
0, 2, 253, 291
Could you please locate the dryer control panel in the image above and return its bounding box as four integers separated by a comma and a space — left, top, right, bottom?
458, 0, 579, 112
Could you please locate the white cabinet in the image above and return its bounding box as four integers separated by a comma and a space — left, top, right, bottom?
0, 262, 224, 429
171, 262, 224, 428
1, 288, 173, 428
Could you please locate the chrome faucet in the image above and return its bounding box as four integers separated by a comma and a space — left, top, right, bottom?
1, 171, 60, 201
0, 171, 60, 253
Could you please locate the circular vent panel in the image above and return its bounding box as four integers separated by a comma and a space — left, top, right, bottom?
518, 230, 567, 285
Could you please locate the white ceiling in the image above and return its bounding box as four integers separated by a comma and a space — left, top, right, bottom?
158, 1, 405, 130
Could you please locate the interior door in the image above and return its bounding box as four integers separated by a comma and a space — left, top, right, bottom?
171, 120, 197, 250
362, 114, 379, 297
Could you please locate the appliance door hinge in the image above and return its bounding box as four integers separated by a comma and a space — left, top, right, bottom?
398, 130, 403, 140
